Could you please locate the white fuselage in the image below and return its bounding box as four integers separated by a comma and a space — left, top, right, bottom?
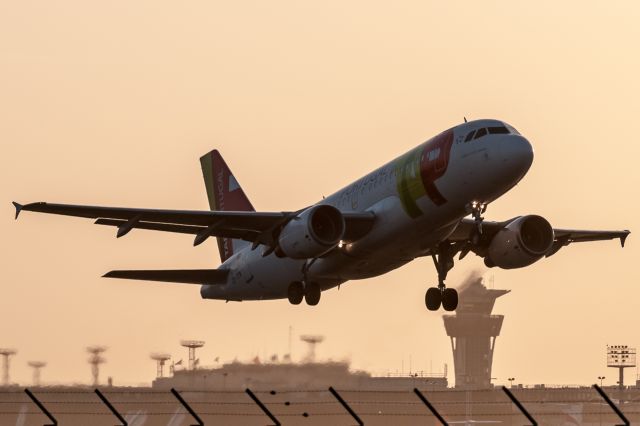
201, 119, 534, 301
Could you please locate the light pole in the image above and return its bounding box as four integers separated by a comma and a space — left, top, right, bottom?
598, 376, 605, 387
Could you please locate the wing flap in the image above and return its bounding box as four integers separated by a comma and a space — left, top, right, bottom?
93, 218, 262, 242
103, 268, 229, 284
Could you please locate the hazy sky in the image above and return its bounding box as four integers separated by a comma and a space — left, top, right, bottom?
1, 1, 639, 387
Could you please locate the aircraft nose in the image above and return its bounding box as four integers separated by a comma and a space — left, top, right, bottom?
497, 134, 534, 184
514, 135, 534, 170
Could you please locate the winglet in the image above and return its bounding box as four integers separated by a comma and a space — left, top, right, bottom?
620, 230, 630, 248
12, 202, 23, 220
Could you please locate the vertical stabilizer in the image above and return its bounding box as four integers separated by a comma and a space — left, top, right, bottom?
200, 150, 255, 262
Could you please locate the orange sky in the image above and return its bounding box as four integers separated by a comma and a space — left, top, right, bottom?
1, 1, 639, 387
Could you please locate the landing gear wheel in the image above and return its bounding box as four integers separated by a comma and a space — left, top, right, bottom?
426, 241, 461, 311
304, 282, 321, 306
441, 288, 458, 311
425, 287, 442, 311
287, 281, 304, 305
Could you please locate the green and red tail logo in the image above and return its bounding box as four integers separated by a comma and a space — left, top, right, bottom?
200, 150, 254, 262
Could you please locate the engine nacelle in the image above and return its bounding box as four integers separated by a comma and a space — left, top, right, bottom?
277, 205, 345, 259
486, 215, 555, 269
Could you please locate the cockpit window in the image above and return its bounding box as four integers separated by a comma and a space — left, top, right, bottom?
488, 126, 509, 134
505, 123, 520, 135
464, 130, 475, 142
473, 128, 487, 139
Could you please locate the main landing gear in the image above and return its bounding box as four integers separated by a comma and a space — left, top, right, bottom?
288, 259, 321, 306
287, 281, 321, 306
425, 242, 459, 311
425, 202, 488, 311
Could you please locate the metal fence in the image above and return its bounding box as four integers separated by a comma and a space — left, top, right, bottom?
0, 384, 637, 425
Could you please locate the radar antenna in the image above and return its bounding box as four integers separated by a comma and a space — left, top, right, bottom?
0, 349, 17, 386
150, 353, 171, 378
87, 346, 107, 386
27, 361, 46, 386
300, 335, 324, 363
180, 340, 205, 370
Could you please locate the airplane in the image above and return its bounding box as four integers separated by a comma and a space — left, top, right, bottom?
13, 119, 630, 311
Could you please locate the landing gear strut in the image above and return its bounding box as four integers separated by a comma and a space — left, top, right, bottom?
468, 201, 487, 239
425, 242, 459, 311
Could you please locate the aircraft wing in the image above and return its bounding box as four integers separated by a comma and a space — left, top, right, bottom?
12, 201, 375, 247
450, 218, 629, 257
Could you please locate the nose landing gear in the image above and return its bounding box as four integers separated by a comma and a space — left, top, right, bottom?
468, 201, 488, 237
425, 242, 459, 311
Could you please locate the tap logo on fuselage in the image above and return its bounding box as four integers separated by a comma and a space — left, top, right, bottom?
395, 129, 454, 218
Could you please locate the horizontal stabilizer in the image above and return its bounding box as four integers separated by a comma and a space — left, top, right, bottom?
103, 268, 229, 285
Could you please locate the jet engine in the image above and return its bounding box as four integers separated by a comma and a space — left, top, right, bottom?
485, 215, 554, 269
277, 205, 345, 259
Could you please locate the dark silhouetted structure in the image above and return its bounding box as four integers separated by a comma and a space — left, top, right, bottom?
27, 361, 46, 386
607, 345, 636, 390
0, 349, 16, 386
181, 340, 205, 370
443, 277, 508, 389
150, 353, 171, 378
87, 346, 106, 386
300, 335, 324, 363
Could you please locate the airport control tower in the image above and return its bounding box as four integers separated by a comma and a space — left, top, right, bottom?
443, 276, 509, 389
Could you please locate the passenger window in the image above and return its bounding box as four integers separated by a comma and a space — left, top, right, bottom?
488, 126, 509, 134
474, 128, 487, 139
464, 131, 475, 142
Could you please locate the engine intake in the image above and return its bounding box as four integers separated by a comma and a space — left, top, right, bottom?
278, 205, 345, 259
486, 215, 554, 269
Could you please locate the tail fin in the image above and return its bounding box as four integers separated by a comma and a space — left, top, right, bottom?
200, 150, 255, 262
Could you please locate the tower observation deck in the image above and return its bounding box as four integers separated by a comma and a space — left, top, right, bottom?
443, 277, 509, 389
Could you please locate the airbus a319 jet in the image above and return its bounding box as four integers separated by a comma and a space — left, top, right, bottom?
13, 119, 630, 311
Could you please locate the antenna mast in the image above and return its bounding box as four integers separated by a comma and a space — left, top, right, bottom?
87, 346, 107, 386
28, 361, 46, 386
181, 340, 205, 370
0, 349, 17, 386
300, 335, 324, 363
150, 353, 171, 378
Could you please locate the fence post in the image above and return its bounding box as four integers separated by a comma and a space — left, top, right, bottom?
94, 388, 128, 426
502, 386, 537, 426
171, 388, 204, 426
593, 384, 629, 426
245, 388, 281, 426
328, 386, 364, 426
24, 388, 57, 426
413, 388, 448, 425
